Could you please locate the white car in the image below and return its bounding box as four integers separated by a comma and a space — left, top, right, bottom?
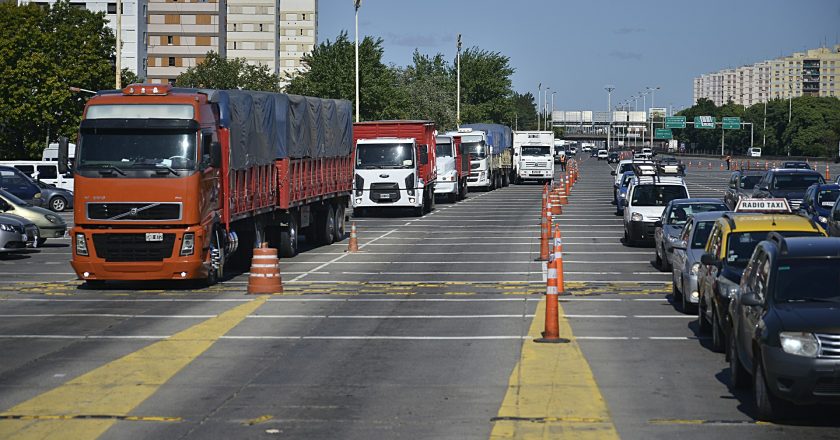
749, 147, 762, 158
622, 171, 690, 246
597, 149, 609, 160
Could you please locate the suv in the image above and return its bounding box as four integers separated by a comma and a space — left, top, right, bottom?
799, 183, 840, 231
728, 235, 840, 421
596, 149, 608, 160
697, 210, 826, 353
622, 165, 689, 246
724, 170, 765, 210
752, 168, 824, 210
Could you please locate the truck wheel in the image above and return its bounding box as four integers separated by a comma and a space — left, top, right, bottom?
204, 228, 223, 286
502, 173, 510, 187
333, 204, 346, 242
316, 206, 335, 245
489, 173, 496, 190
427, 190, 435, 212
279, 215, 298, 258
461, 181, 468, 200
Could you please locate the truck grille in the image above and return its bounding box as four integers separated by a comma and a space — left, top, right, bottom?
470, 163, 480, 170
525, 162, 547, 168
369, 183, 400, 203
816, 333, 840, 358
87, 203, 182, 221
92, 233, 176, 262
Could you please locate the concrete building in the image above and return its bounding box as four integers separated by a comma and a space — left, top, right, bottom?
693, 45, 840, 106
145, 0, 226, 85
227, 0, 277, 72
20, 0, 147, 80
277, 0, 317, 86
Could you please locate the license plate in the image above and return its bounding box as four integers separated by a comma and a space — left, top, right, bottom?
145, 233, 163, 242
380, 194, 391, 199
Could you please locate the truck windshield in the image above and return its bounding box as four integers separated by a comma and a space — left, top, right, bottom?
522, 146, 551, 156
772, 174, 822, 190
435, 143, 453, 157
775, 259, 840, 302
77, 130, 198, 171
630, 185, 688, 207
725, 231, 823, 268
356, 144, 414, 169
463, 142, 486, 159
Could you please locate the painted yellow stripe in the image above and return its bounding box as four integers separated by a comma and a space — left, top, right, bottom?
489, 298, 620, 439
0, 296, 267, 440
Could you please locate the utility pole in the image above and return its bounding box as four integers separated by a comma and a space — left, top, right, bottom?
537, 83, 541, 130
550, 91, 556, 132
605, 85, 614, 150
354, 0, 361, 122
647, 86, 660, 149
544, 87, 550, 131
762, 99, 767, 148
115, 0, 122, 88
456, 34, 461, 128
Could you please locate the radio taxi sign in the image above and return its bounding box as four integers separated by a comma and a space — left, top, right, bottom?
735, 198, 792, 213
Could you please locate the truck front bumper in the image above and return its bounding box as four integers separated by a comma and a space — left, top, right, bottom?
467, 171, 490, 188
518, 169, 553, 180
353, 189, 423, 208
434, 181, 458, 195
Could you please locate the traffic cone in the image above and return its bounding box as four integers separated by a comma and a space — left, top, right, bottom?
347, 222, 359, 253
557, 177, 568, 205
535, 226, 566, 343
720, 162, 724, 171
826, 163, 831, 181
539, 202, 549, 261
247, 243, 283, 294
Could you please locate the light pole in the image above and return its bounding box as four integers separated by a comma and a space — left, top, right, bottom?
537, 83, 541, 130
456, 34, 461, 128
544, 87, 550, 131
762, 99, 767, 148
354, 0, 361, 123
550, 91, 556, 132
605, 85, 614, 150
647, 86, 660, 149
640, 91, 648, 146
115, 0, 122, 88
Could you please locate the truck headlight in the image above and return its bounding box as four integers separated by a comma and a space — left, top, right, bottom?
631, 212, 643, 222
75, 233, 88, 256
690, 262, 701, 275
780, 332, 819, 358
180, 232, 195, 256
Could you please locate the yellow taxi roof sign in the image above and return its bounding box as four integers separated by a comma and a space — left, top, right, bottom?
735, 198, 791, 213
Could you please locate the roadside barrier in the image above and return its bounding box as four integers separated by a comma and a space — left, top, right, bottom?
347, 222, 359, 253
247, 243, 283, 294
535, 226, 567, 343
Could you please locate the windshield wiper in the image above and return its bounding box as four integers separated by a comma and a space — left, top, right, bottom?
96, 165, 126, 176
154, 165, 181, 176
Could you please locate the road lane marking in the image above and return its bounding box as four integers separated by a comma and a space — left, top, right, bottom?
489, 298, 620, 439
289, 228, 398, 282
0, 296, 267, 440
0, 335, 711, 341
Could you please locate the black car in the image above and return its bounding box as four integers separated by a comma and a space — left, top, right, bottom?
729, 234, 840, 421
751, 168, 824, 211
607, 152, 620, 163
782, 160, 811, 170
0, 165, 41, 203
724, 170, 765, 210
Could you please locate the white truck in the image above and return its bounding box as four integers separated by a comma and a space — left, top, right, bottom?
513, 131, 554, 184
447, 124, 513, 190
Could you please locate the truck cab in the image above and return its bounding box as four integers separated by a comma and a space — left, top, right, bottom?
449, 128, 492, 189
513, 131, 554, 184
434, 134, 468, 202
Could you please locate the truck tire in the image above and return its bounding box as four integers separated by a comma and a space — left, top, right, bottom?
459, 180, 468, 200
279, 215, 298, 258
204, 228, 224, 286
315, 206, 335, 245
502, 172, 510, 187
489, 172, 496, 190
333, 204, 346, 242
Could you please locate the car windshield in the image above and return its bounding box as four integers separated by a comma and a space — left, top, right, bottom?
522, 146, 551, 156
772, 173, 822, 190
78, 130, 198, 171
741, 175, 762, 189
463, 142, 486, 159
620, 163, 635, 173
435, 143, 453, 157
725, 230, 823, 268
667, 203, 728, 225
621, 174, 634, 187
0, 189, 31, 207
775, 259, 840, 302
691, 221, 715, 248
631, 185, 688, 207
817, 189, 840, 208
356, 144, 414, 169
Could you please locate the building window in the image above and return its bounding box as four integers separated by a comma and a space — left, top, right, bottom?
259, 24, 263, 31
167, 35, 173, 45
168, 57, 176, 67
107, 2, 116, 13
233, 41, 237, 49
301, 13, 306, 20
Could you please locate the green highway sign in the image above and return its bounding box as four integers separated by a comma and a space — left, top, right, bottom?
654, 128, 673, 139
665, 116, 686, 129
722, 117, 741, 129
694, 116, 716, 129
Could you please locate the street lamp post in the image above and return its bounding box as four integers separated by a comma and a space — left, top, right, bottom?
762, 99, 767, 148
115, 0, 122, 88
605, 85, 614, 150
456, 34, 461, 128
544, 87, 550, 131
537, 83, 541, 130
354, 0, 361, 123
640, 91, 647, 146
647, 86, 660, 149
550, 91, 556, 132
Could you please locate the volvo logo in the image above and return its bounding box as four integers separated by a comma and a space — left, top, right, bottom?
129, 208, 138, 216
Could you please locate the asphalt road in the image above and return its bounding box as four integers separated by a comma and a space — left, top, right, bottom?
1, 155, 839, 439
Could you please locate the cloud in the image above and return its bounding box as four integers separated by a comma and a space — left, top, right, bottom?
614, 27, 645, 35
385, 33, 453, 48
609, 50, 644, 61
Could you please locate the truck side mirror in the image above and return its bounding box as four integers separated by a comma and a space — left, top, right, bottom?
418, 145, 429, 165
210, 141, 222, 168
57, 136, 69, 175
700, 253, 720, 268
654, 220, 663, 228
741, 292, 762, 306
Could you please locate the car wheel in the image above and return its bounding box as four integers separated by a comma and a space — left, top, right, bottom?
729, 332, 749, 389
655, 247, 663, 269
50, 196, 67, 212
36, 237, 47, 247
697, 296, 711, 333
680, 281, 696, 315
711, 307, 725, 353
754, 360, 788, 421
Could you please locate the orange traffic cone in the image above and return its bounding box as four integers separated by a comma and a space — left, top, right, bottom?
347, 222, 359, 253
539, 202, 550, 261
247, 243, 283, 294
549, 189, 562, 216
826, 163, 831, 181
535, 226, 566, 343
720, 162, 724, 171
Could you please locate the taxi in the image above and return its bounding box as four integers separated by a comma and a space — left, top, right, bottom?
696, 198, 826, 353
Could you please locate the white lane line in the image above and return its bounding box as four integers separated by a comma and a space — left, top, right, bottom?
289, 228, 398, 282
634, 315, 694, 319
340, 271, 544, 275
0, 297, 542, 303
0, 314, 214, 318
359, 243, 537, 246
285, 261, 542, 265
219, 336, 529, 340
564, 314, 627, 318
248, 314, 536, 319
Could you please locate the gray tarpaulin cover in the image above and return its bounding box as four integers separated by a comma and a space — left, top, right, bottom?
460, 123, 513, 155
205, 89, 352, 169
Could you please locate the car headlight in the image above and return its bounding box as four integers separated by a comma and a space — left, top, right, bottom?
631, 212, 643, 222
45, 214, 61, 224
819, 216, 828, 224
780, 332, 819, 358
690, 262, 701, 275
34, 193, 42, 199
0, 223, 14, 232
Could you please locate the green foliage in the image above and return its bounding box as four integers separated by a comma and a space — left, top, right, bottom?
175, 51, 281, 92
395, 50, 456, 130
0, 0, 115, 159
458, 47, 515, 125
509, 92, 538, 130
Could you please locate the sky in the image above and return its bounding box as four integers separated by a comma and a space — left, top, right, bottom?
317, 0, 840, 113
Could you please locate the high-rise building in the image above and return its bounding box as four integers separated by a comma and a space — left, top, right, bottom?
19, 0, 147, 81
145, 0, 226, 85
693, 45, 840, 106
277, 0, 317, 86
227, 0, 278, 72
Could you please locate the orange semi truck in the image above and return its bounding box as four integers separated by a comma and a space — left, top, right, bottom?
68, 84, 353, 285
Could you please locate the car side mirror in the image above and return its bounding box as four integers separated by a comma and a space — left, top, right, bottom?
654, 220, 663, 228
700, 253, 718, 266
741, 292, 762, 306
210, 141, 222, 168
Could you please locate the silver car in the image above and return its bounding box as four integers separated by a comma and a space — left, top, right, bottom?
654, 198, 728, 271
669, 211, 727, 313
0, 213, 38, 253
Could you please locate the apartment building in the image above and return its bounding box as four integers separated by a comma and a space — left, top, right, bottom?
277, 0, 317, 85
19, 0, 147, 80
146, 0, 226, 85
227, 0, 277, 72
693, 45, 840, 106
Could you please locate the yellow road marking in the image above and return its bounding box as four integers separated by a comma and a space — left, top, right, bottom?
0, 415, 180, 422
489, 299, 620, 439
0, 296, 267, 440
242, 414, 274, 426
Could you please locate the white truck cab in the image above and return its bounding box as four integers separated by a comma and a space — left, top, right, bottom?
513, 131, 554, 184
448, 128, 491, 189
622, 164, 690, 246
353, 137, 427, 213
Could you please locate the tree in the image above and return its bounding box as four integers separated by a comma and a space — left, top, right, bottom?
395, 50, 456, 130
458, 47, 515, 124
285, 31, 405, 121
0, 0, 115, 159
175, 52, 282, 92
508, 92, 538, 130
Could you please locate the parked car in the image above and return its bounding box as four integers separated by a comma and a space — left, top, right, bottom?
799, 183, 840, 231
597, 149, 609, 160
749, 147, 762, 158
728, 234, 840, 421
622, 165, 689, 247
724, 170, 766, 210
0, 165, 42, 204
0, 213, 38, 253
654, 198, 728, 271
782, 160, 811, 170
615, 171, 635, 215
32, 179, 74, 212
0, 189, 66, 246
751, 168, 824, 210
669, 211, 727, 313
607, 152, 620, 163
